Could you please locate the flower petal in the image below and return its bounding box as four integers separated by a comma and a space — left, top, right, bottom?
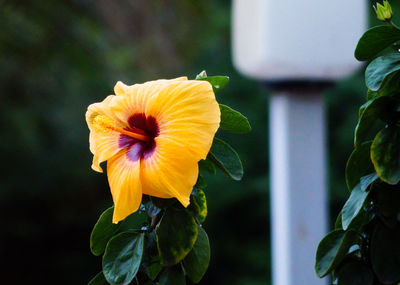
86, 95, 123, 172
141, 139, 199, 206
145, 80, 220, 160
107, 146, 143, 223
109, 77, 188, 124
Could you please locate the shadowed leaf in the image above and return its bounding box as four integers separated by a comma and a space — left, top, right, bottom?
355, 25, 400, 61
156, 208, 198, 266
90, 206, 121, 256
183, 226, 210, 283
346, 142, 374, 191
209, 138, 243, 181
366, 53, 400, 91
315, 230, 358, 277
88, 271, 108, 285
371, 223, 400, 284
371, 126, 400, 184
102, 231, 144, 285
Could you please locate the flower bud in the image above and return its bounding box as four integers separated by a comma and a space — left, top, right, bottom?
196, 70, 208, 79
374, 1, 393, 21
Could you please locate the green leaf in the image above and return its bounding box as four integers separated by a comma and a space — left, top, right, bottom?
365, 53, 400, 91
195, 175, 207, 189
208, 138, 243, 181
335, 259, 374, 285
143, 232, 162, 280
315, 230, 358, 277
88, 271, 108, 285
370, 223, 400, 284
156, 208, 198, 266
354, 96, 395, 147
198, 159, 216, 175
151, 197, 176, 209
345, 142, 375, 191
355, 25, 400, 61
219, 104, 251, 134
183, 226, 210, 283
371, 126, 400, 184
376, 183, 400, 218
196, 76, 229, 92
366, 72, 400, 101
102, 231, 144, 285
146, 262, 163, 281
335, 212, 343, 230
159, 264, 186, 285
342, 177, 374, 231
188, 189, 207, 224
143, 231, 160, 259
119, 211, 148, 232
359, 172, 379, 192
90, 206, 121, 256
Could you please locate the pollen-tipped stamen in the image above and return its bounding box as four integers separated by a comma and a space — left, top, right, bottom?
93, 115, 150, 141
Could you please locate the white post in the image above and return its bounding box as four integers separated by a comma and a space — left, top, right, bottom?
269, 90, 327, 285
231, 1, 366, 284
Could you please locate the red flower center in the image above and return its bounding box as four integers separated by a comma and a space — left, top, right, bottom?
119, 113, 159, 161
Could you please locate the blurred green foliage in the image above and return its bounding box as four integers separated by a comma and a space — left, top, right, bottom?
1, 0, 396, 284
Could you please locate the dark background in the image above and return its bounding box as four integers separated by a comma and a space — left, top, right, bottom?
0, 1, 397, 284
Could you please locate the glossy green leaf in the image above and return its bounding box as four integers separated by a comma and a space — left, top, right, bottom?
342, 177, 375, 231
159, 264, 186, 285
88, 271, 108, 285
366, 72, 400, 100
208, 138, 243, 181
354, 96, 395, 147
198, 159, 216, 175
183, 226, 210, 283
359, 172, 379, 192
219, 104, 251, 134
355, 25, 400, 61
156, 208, 198, 266
102, 231, 144, 285
335, 259, 374, 285
315, 230, 358, 277
345, 142, 374, 191
365, 53, 400, 91
196, 76, 229, 92
370, 223, 400, 284
371, 126, 400, 184
90, 206, 121, 256
335, 212, 343, 230
188, 190, 207, 224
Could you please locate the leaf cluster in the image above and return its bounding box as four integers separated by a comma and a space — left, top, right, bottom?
88, 71, 251, 285
315, 12, 400, 285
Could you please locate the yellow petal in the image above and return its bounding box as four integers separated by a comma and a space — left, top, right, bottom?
107, 146, 143, 223
146, 80, 220, 160
141, 138, 200, 206
86, 95, 123, 172
109, 77, 189, 124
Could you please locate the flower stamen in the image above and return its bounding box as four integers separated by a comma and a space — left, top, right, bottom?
93, 115, 150, 141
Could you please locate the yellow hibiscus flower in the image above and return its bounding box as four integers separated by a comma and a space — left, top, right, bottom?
86, 77, 220, 223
